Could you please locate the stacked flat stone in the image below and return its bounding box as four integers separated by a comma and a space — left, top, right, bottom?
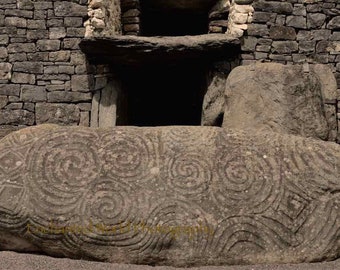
121, 0, 140, 35
208, 0, 230, 33
224, 0, 254, 37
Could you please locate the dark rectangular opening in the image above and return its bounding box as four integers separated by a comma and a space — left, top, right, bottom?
117, 63, 208, 126
140, 8, 209, 36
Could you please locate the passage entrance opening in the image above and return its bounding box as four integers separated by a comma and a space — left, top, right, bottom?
139, 0, 210, 36
117, 63, 208, 126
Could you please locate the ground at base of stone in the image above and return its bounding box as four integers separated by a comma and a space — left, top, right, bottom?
1, 252, 340, 270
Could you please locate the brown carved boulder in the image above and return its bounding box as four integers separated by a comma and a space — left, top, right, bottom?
0, 125, 340, 266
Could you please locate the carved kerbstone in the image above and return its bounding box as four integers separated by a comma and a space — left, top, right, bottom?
0, 125, 340, 266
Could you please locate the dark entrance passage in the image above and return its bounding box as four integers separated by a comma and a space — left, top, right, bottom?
140, 9, 208, 36
118, 63, 208, 126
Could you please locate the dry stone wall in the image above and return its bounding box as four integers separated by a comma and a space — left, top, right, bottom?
0, 0, 115, 138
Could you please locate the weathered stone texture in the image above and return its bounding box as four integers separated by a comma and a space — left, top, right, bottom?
0, 0, 93, 129
54, 2, 88, 17
223, 63, 335, 141
241, 1, 340, 138
1, 125, 340, 266
80, 34, 240, 66
0, 109, 34, 125
35, 103, 80, 125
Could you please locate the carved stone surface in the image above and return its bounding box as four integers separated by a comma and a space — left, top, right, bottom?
222, 63, 332, 141
1, 125, 340, 266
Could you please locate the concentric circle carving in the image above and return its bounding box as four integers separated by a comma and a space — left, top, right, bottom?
212, 144, 281, 214
164, 152, 212, 198
99, 129, 158, 184
26, 129, 100, 228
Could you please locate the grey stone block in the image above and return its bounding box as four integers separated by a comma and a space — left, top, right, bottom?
37, 40, 61, 51
54, 1, 88, 17
71, 75, 94, 92
307, 13, 326, 29
0, 109, 34, 125
35, 103, 80, 125
327, 16, 340, 30
253, 1, 293, 14
0, 84, 20, 96
269, 26, 296, 40
11, 72, 35, 85
286, 16, 306, 29
47, 91, 92, 103
272, 41, 298, 54
21, 85, 47, 102
13, 62, 43, 74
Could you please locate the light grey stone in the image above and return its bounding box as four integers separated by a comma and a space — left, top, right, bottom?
21, 85, 47, 102
54, 1, 88, 17
0, 109, 34, 125
307, 13, 326, 29
0, 96, 8, 109
272, 41, 298, 54
71, 75, 94, 92
35, 103, 80, 125
310, 64, 338, 101
0, 63, 12, 81
286, 16, 306, 29
201, 70, 227, 126
223, 63, 331, 140
11, 73, 35, 85
327, 16, 340, 30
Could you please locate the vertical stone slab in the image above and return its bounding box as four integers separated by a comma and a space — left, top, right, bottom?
98, 79, 121, 128
91, 91, 101, 127
201, 69, 228, 126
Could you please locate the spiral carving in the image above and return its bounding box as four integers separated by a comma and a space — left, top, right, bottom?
164, 152, 212, 198
212, 143, 281, 214
0, 125, 340, 265
26, 129, 101, 229
72, 178, 144, 247
99, 129, 158, 184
